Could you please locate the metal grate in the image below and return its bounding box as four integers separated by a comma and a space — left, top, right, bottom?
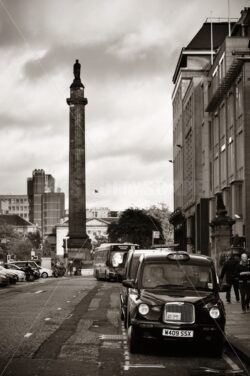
163, 302, 195, 324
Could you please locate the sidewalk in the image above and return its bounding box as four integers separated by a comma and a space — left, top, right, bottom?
220, 292, 250, 363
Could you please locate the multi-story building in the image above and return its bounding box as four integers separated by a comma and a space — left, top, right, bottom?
86, 207, 110, 218
86, 207, 119, 219
171, 8, 250, 252
42, 192, 65, 236
27, 169, 65, 236
0, 195, 29, 219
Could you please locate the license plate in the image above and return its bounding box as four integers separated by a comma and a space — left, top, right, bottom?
162, 329, 194, 338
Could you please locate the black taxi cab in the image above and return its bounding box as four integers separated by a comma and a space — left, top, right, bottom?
120, 248, 169, 324
122, 251, 226, 355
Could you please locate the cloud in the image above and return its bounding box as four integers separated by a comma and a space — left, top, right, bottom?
0, 0, 249, 213
22, 41, 176, 83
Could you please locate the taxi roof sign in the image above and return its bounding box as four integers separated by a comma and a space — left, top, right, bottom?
167, 252, 190, 261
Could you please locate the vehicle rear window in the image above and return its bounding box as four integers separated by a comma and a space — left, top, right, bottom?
110, 251, 128, 267
141, 262, 214, 291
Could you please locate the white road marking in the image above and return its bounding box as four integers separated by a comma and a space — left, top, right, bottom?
124, 364, 165, 370
35, 290, 44, 294
223, 354, 241, 371
24, 332, 33, 338
44, 318, 51, 321
57, 307, 62, 310
66, 300, 71, 303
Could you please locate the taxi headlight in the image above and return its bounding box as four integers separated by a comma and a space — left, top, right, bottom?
209, 307, 220, 319
138, 303, 150, 315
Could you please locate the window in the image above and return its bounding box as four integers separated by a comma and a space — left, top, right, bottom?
236, 130, 244, 172
236, 78, 243, 118
234, 184, 243, 217
228, 134, 234, 179
209, 121, 213, 151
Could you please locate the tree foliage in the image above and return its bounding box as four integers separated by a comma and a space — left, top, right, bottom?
0, 221, 42, 261
107, 208, 164, 248
145, 203, 173, 243
12, 239, 33, 260
27, 231, 42, 250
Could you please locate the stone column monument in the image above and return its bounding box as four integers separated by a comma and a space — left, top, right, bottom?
66, 60, 91, 268
209, 193, 235, 272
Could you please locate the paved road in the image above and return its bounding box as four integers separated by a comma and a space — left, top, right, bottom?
0, 277, 249, 376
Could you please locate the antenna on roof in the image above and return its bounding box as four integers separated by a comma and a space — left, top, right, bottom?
210, 11, 214, 64
228, 0, 231, 36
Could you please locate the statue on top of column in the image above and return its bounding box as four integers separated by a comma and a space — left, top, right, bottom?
73, 59, 81, 80
70, 59, 84, 89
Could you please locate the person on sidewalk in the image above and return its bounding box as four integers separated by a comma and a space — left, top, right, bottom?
220, 252, 240, 303
235, 253, 250, 313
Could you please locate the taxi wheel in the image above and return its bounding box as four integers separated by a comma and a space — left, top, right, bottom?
210, 340, 224, 357
128, 325, 140, 354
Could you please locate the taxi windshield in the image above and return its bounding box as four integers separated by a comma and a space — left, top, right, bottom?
141, 262, 214, 291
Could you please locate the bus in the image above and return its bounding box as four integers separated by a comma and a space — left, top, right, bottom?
93, 243, 139, 281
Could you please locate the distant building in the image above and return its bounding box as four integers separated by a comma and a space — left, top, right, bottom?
27, 169, 65, 236
0, 195, 29, 220
56, 216, 119, 257
42, 192, 65, 236
86, 207, 119, 218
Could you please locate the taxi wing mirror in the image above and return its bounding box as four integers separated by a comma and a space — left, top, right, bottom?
122, 279, 135, 288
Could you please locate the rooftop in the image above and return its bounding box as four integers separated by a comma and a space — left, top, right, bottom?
0, 214, 35, 227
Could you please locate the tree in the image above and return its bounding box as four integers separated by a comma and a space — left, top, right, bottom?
146, 203, 173, 243
12, 238, 33, 260
27, 231, 42, 250
107, 208, 164, 248
0, 221, 42, 261
0, 222, 20, 261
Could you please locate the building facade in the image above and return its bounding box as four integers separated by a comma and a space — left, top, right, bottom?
171, 8, 250, 253
27, 169, 65, 236
0, 195, 29, 219
56, 217, 118, 257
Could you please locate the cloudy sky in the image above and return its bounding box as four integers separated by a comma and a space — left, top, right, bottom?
0, 0, 249, 211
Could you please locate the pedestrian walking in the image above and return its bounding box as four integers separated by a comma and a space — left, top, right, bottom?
25, 262, 35, 282
235, 253, 250, 313
220, 252, 240, 303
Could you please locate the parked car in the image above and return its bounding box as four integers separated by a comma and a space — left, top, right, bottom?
8, 261, 40, 279
0, 272, 9, 287
122, 251, 226, 356
24, 261, 53, 278
120, 248, 169, 325
37, 265, 53, 278
0, 266, 18, 284
4, 263, 26, 281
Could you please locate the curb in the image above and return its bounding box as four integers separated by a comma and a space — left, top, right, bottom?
227, 333, 250, 365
